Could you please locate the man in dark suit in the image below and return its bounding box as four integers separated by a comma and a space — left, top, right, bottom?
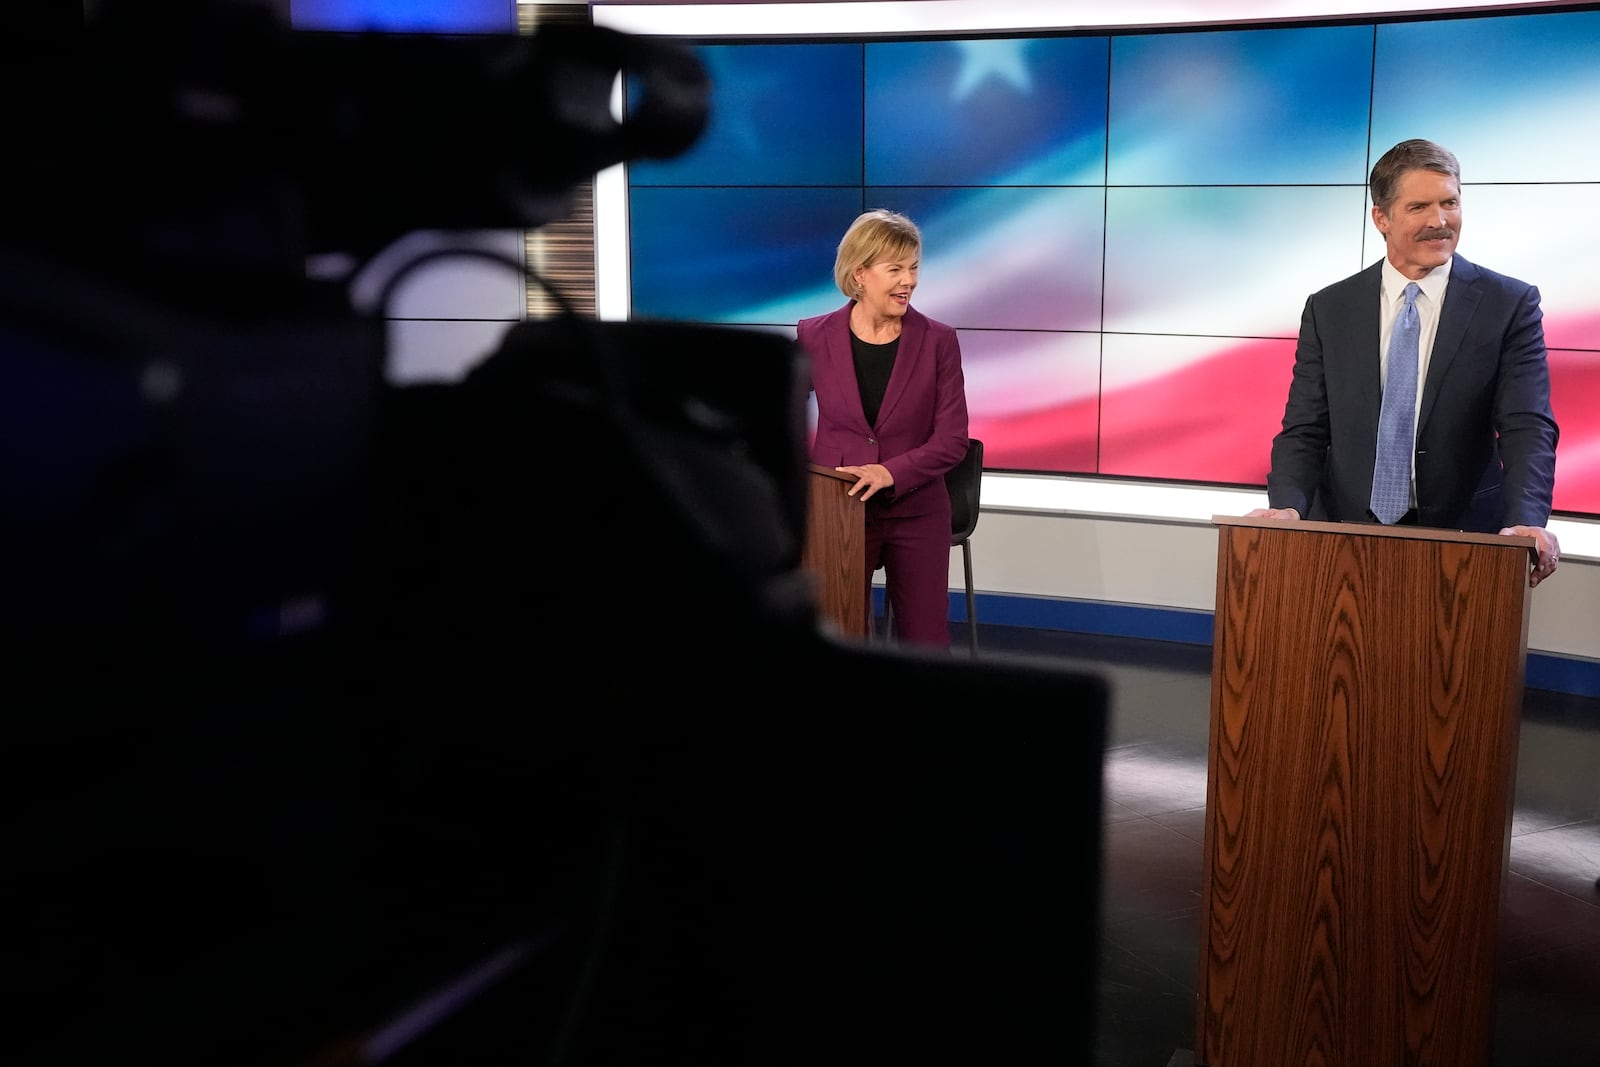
1249, 138, 1561, 587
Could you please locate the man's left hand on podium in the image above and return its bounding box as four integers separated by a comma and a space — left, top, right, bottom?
1501, 524, 1561, 588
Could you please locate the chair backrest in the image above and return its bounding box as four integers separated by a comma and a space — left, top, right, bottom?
945, 437, 983, 545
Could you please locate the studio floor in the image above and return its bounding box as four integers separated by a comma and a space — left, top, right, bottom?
956, 622, 1600, 1067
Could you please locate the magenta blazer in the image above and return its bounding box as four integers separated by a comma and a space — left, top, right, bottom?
797, 302, 969, 518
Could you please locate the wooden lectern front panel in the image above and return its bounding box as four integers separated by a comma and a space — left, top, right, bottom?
801, 466, 868, 638
1196, 519, 1531, 1067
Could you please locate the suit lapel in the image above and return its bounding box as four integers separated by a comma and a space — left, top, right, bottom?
818, 303, 872, 429
1419, 256, 1479, 433
1354, 263, 1384, 406
873, 307, 924, 429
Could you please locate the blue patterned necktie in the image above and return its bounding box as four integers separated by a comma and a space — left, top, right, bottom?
1370, 281, 1421, 524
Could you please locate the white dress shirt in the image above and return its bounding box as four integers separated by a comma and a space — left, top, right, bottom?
1378, 256, 1452, 502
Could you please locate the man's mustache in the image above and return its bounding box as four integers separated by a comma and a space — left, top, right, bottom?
1418, 228, 1455, 241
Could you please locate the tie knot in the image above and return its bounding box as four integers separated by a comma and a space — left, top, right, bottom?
1402, 281, 1420, 307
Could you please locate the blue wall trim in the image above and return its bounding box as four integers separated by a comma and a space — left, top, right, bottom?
1525, 653, 1600, 700
940, 590, 1600, 700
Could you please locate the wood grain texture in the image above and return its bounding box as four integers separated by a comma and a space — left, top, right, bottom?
523, 179, 595, 319
801, 465, 867, 638
1197, 519, 1531, 1067
519, 4, 597, 319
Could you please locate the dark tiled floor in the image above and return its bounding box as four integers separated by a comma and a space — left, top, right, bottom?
961, 623, 1600, 1067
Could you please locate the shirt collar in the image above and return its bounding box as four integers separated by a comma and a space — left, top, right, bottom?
1381, 255, 1452, 307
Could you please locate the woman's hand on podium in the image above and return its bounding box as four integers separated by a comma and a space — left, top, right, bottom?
836, 463, 894, 502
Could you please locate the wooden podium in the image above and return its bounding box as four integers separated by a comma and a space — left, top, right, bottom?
1195, 516, 1536, 1067
801, 464, 867, 638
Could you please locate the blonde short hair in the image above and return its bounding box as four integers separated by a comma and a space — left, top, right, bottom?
833, 209, 922, 300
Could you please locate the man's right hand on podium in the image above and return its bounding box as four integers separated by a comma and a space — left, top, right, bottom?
1246, 507, 1301, 520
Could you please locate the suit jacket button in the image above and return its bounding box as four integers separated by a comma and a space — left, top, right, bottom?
867, 437, 876, 445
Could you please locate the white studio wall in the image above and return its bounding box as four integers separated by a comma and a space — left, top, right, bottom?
959, 502, 1600, 663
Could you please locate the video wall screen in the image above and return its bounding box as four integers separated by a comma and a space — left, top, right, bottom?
289, 0, 514, 33
622, 9, 1600, 517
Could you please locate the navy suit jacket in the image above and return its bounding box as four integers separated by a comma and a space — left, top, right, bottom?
1267, 254, 1558, 532
797, 302, 968, 519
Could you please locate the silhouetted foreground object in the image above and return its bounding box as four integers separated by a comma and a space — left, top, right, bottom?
2, 0, 711, 270
1, 5, 1111, 1065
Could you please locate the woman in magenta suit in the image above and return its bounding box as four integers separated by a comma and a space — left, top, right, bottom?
796, 209, 970, 649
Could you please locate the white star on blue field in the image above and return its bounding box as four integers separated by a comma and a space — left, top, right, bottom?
867, 35, 1107, 186
951, 39, 1034, 99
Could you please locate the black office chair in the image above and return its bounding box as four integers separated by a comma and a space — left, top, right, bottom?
947, 437, 984, 653
879, 437, 984, 653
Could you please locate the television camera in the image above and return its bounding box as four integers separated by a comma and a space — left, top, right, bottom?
2, 6, 1108, 1064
